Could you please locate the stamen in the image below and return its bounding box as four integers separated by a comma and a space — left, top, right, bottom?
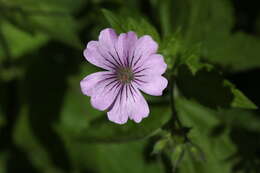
117, 67, 134, 83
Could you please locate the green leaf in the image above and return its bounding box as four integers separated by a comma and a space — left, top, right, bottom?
61, 137, 165, 173
0, 21, 48, 59
171, 144, 186, 170
175, 98, 236, 173
102, 9, 160, 42
101, 9, 125, 33
224, 80, 257, 109
152, 137, 169, 155
159, 31, 212, 72
56, 66, 102, 136
65, 103, 170, 143
177, 65, 257, 110
205, 32, 260, 71
218, 109, 260, 133
182, 54, 213, 75
6, 0, 86, 14
28, 15, 82, 49
159, 32, 183, 70
177, 0, 260, 71
92, 142, 164, 173
3, 0, 82, 49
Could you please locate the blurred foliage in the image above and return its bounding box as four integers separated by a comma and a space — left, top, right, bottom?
1, 0, 260, 173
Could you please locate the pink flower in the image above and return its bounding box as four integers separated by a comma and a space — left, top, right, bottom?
80, 28, 168, 124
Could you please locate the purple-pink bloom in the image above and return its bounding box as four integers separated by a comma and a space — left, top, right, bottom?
80, 28, 168, 124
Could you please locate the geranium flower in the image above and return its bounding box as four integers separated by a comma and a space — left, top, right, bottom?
80, 28, 168, 124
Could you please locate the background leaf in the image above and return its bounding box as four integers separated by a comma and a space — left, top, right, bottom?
176, 98, 236, 173
102, 9, 160, 42
176, 65, 257, 110
0, 21, 48, 59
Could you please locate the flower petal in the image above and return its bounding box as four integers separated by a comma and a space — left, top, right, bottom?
115, 31, 138, 66
134, 54, 167, 76
83, 28, 121, 70
136, 75, 168, 96
107, 84, 149, 124
80, 71, 105, 96
130, 35, 158, 67
98, 28, 118, 52
84, 41, 116, 70
80, 71, 120, 111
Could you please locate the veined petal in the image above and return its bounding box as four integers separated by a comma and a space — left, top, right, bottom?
98, 28, 123, 66
130, 35, 158, 67
98, 28, 118, 52
84, 41, 117, 70
115, 32, 138, 67
81, 71, 120, 111
133, 54, 167, 76
107, 84, 149, 124
136, 75, 168, 96
80, 71, 106, 96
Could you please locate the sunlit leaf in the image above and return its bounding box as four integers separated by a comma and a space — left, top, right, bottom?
224, 80, 257, 109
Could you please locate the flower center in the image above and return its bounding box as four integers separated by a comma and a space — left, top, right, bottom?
117, 67, 134, 83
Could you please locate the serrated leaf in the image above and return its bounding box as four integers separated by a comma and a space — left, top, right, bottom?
177, 65, 233, 109
184, 54, 213, 75
159, 32, 182, 69
177, 65, 257, 110
224, 80, 257, 109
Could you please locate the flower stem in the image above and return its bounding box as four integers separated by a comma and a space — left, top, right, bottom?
168, 73, 189, 142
